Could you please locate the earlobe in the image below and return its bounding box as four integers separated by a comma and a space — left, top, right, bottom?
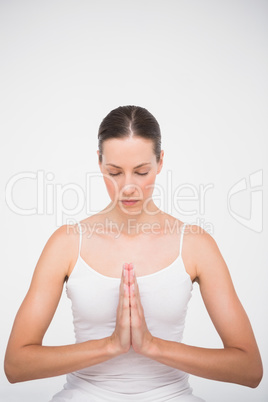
157, 164, 163, 175
157, 165, 163, 174
157, 150, 164, 174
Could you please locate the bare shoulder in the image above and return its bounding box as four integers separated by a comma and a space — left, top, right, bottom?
35, 223, 80, 280
183, 223, 216, 249
181, 223, 223, 281
47, 223, 79, 254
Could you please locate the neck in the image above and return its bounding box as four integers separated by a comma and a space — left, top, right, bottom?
100, 200, 164, 236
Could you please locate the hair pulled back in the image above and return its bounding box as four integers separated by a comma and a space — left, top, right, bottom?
98, 105, 161, 163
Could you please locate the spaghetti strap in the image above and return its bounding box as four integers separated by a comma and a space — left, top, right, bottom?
179, 222, 187, 256
77, 221, 82, 257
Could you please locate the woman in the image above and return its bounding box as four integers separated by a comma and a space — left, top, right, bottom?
4, 105, 263, 401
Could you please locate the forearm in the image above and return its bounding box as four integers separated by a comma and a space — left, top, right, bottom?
144, 337, 261, 388
5, 336, 119, 383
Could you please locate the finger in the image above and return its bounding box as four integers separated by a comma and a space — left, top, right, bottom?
127, 265, 131, 307
130, 282, 142, 330
129, 266, 139, 311
123, 282, 130, 310
128, 263, 142, 314
118, 263, 128, 312
128, 263, 135, 287
122, 263, 130, 312
128, 264, 135, 298
118, 264, 125, 311
130, 268, 143, 316
130, 281, 137, 311
120, 263, 127, 290
128, 263, 136, 292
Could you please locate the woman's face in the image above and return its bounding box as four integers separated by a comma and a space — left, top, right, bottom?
98, 136, 164, 214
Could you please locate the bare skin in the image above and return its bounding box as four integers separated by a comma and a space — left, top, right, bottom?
4, 136, 263, 388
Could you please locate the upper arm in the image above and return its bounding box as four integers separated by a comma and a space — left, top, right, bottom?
5, 224, 78, 352
191, 226, 259, 354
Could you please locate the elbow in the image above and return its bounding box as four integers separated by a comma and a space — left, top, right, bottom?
247, 366, 263, 389
6, 375, 18, 384
229, 347, 263, 388
4, 356, 24, 384
250, 351, 263, 388
4, 362, 18, 384
4, 367, 25, 384
242, 353, 263, 389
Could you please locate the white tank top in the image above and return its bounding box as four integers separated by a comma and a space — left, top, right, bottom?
50, 222, 205, 402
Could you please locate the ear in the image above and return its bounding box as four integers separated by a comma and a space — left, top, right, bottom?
156, 150, 164, 174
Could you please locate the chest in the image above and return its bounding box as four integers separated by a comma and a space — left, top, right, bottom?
79, 232, 185, 278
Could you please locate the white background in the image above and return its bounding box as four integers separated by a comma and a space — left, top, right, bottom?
0, 1, 267, 401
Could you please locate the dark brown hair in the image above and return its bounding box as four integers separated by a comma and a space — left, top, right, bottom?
98, 105, 161, 163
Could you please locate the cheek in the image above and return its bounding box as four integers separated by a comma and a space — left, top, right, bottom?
142, 175, 156, 194
104, 177, 118, 198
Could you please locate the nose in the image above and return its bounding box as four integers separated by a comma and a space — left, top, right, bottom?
121, 174, 141, 198
122, 183, 136, 197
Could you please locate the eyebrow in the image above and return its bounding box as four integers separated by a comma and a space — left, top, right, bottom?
105, 163, 151, 169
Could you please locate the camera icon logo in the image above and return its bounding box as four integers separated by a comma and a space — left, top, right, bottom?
227, 169, 263, 233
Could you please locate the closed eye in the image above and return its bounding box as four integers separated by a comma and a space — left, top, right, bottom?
108, 172, 149, 177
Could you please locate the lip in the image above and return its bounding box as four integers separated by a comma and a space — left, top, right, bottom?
120, 200, 139, 206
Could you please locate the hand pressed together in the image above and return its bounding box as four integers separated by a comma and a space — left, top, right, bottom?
110, 262, 154, 355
